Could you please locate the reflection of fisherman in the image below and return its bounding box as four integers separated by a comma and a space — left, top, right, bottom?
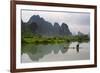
76, 43, 79, 52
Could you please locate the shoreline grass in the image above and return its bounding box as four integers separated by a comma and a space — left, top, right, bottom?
22, 35, 89, 44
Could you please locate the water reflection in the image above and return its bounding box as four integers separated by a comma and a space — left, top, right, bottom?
22, 43, 69, 61
21, 42, 90, 63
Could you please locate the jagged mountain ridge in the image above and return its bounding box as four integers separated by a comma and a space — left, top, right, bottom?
21, 15, 72, 36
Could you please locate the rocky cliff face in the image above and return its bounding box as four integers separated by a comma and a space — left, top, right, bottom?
21, 15, 72, 37
61, 23, 72, 36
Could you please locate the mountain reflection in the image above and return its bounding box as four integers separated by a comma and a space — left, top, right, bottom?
21, 42, 83, 62
21, 43, 70, 61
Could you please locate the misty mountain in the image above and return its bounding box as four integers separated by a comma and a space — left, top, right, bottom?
21, 15, 72, 37
54, 22, 62, 36
61, 23, 72, 36
78, 31, 85, 36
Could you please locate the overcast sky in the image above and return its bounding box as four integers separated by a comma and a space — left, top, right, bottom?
21, 10, 90, 34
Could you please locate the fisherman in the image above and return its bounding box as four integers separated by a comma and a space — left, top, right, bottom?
76, 43, 79, 52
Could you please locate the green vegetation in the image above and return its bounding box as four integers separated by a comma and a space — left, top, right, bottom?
21, 34, 89, 44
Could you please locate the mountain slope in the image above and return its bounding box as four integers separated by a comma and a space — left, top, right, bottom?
21, 15, 72, 37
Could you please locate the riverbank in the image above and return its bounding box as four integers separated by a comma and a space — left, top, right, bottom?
22, 35, 89, 44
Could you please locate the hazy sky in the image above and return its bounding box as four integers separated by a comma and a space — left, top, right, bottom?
21, 10, 90, 34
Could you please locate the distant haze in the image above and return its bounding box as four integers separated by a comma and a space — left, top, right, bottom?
21, 10, 90, 34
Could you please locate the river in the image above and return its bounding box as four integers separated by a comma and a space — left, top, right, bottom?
21, 42, 90, 63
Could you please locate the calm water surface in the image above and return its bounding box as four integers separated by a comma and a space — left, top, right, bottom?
21, 42, 90, 63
